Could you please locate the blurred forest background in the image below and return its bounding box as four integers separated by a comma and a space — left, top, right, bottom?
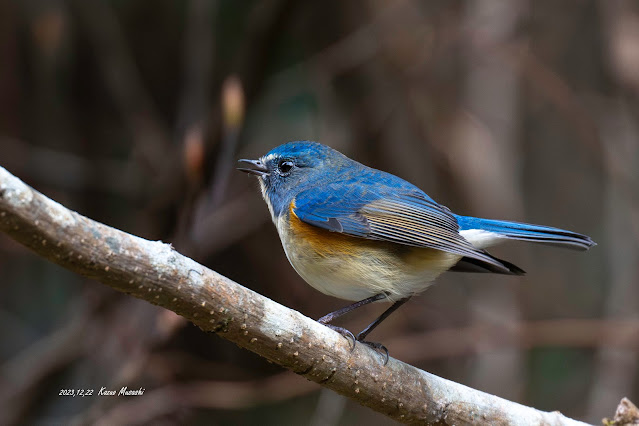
0, 0, 637, 424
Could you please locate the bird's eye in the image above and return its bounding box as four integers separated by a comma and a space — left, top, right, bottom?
278, 160, 294, 174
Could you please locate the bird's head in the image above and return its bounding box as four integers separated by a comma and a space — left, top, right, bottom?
238, 141, 349, 220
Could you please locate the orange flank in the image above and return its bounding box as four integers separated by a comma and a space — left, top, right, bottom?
288, 201, 365, 257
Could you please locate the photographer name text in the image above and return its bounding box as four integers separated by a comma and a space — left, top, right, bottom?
58, 387, 145, 397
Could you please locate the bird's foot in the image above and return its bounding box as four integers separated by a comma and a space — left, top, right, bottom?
321, 324, 356, 350
358, 340, 389, 365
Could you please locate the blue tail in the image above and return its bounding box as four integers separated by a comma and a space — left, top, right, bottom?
454, 215, 596, 251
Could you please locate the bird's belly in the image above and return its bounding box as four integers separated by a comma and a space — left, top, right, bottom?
277, 214, 461, 301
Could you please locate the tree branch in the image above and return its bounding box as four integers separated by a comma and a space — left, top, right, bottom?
0, 165, 588, 425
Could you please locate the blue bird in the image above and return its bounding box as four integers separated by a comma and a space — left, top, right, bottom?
238, 141, 595, 361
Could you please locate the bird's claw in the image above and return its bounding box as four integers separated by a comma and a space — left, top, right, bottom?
359, 341, 390, 365
317, 320, 390, 363
322, 324, 356, 350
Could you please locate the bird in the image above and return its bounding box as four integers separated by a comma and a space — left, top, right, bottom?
237, 141, 595, 362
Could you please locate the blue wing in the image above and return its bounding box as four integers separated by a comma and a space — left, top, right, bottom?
292, 170, 512, 272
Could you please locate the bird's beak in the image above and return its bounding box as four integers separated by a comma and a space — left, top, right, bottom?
237, 159, 268, 176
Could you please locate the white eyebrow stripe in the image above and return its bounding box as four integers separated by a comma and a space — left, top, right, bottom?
262, 153, 277, 163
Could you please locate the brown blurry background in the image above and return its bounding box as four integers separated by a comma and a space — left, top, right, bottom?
0, 1, 637, 424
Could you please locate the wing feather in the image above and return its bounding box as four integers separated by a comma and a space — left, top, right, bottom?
293, 186, 511, 272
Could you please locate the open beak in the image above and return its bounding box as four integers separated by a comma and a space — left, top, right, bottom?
237, 159, 268, 176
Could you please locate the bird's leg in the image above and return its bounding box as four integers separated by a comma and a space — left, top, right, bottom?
356, 296, 410, 341
356, 297, 411, 365
318, 293, 387, 324
317, 293, 387, 348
